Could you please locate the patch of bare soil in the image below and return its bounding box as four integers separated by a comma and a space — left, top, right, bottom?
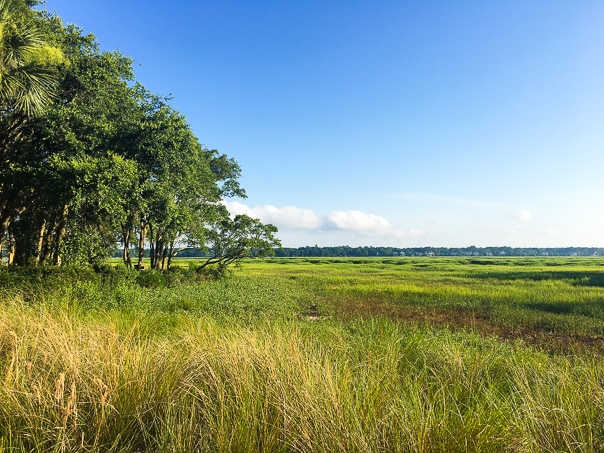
333, 298, 604, 356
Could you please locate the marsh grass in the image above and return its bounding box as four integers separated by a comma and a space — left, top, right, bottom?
247, 257, 604, 347
2, 307, 604, 452
1, 257, 604, 451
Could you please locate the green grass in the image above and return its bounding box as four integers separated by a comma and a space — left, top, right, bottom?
1, 257, 604, 452
243, 257, 604, 348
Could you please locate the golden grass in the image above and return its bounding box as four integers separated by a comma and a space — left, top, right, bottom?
1, 303, 604, 452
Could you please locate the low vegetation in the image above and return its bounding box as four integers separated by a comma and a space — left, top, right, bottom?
1, 257, 604, 452
247, 257, 604, 353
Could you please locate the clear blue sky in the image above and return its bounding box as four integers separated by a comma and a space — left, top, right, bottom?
46, 0, 604, 247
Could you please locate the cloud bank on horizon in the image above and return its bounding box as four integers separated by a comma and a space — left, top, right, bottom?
225, 201, 420, 246
224, 198, 600, 249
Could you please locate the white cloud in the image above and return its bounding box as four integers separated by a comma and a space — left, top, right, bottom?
325, 210, 393, 233
514, 209, 533, 222
225, 201, 252, 216
225, 201, 322, 229
224, 202, 411, 239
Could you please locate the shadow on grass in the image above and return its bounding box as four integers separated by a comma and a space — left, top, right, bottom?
469, 270, 604, 287
332, 297, 604, 355
523, 301, 604, 318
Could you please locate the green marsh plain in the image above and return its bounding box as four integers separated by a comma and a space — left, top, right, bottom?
1, 257, 604, 452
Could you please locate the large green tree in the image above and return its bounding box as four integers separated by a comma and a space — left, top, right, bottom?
196, 212, 281, 273
0, 1, 62, 261
0, 7, 279, 269
1, 14, 138, 265
109, 86, 246, 270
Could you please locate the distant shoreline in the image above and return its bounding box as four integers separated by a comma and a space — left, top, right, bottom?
111, 246, 604, 259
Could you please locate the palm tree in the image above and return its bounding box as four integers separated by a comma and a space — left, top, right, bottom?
0, 0, 61, 260
0, 0, 57, 116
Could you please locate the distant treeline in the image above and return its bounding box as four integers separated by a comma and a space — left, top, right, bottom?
117, 246, 604, 259
273, 246, 604, 257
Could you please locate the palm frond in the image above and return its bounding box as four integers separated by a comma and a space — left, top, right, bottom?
0, 0, 58, 115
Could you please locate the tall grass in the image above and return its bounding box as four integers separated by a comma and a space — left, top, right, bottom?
1, 258, 604, 451
1, 306, 604, 452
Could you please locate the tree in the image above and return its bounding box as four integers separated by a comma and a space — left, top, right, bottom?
195, 213, 281, 273
0, 8, 280, 270
0, 14, 138, 265
0, 1, 63, 260
107, 86, 246, 270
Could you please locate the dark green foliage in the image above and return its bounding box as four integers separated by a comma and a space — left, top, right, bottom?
0, 264, 97, 290
196, 263, 231, 280
274, 246, 604, 257
0, 5, 278, 271
470, 269, 604, 287
135, 269, 167, 289
0, 264, 209, 312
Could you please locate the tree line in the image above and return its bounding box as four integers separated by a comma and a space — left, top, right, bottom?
272, 246, 604, 257
0, 0, 280, 270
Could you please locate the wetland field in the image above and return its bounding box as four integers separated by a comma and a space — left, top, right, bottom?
1, 257, 604, 452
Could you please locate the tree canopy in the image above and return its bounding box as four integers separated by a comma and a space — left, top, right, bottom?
0, 2, 280, 270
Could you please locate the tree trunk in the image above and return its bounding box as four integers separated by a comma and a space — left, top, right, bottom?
121, 225, 132, 267
7, 232, 15, 266
0, 208, 13, 245
39, 220, 55, 266
150, 226, 164, 270
137, 222, 148, 269
167, 241, 176, 270
52, 204, 69, 266
148, 224, 156, 269
161, 246, 169, 270
155, 235, 164, 270
156, 229, 163, 269
34, 219, 47, 265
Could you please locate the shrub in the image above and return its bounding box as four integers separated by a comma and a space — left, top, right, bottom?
196, 264, 231, 280
135, 270, 167, 288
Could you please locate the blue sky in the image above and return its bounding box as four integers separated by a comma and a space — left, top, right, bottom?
46, 0, 604, 247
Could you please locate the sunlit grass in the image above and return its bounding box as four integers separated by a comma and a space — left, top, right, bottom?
2, 307, 604, 452
241, 257, 604, 338
2, 257, 604, 451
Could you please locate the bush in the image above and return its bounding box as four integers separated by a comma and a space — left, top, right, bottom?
0, 265, 98, 292
196, 264, 231, 280
94, 263, 138, 289
135, 270, 167, 288
163, 266, 199, 287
